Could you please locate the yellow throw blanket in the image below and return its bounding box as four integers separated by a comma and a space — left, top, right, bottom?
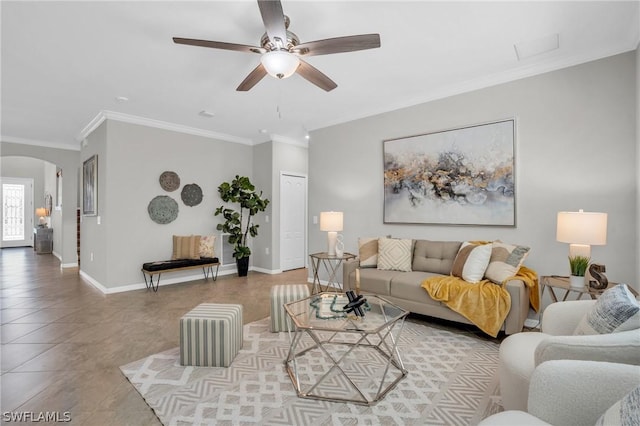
421, 267, 539, 337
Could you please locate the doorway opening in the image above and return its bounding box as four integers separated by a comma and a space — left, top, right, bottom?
1, 177, 34, 248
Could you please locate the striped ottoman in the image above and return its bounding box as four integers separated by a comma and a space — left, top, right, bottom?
179, 303, 243, 367
270, 284, 310, 332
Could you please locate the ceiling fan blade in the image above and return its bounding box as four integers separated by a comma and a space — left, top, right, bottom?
236, 63, 268, 91
292, 34, 381, 56
296, 60, 337, 92
257, 0, 288, 48
173, 37, 265, 54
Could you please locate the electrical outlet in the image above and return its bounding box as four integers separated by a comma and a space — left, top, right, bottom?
90, 252, 94, 261
265, 247, 270, 255
313, 215, 318, 224
265, 215, 269, 223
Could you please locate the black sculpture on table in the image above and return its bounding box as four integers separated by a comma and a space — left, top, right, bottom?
344, 291, 367, 317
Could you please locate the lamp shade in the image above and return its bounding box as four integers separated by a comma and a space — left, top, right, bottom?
35, 207, 47, 217
556, 210, 607, 245
320, 211, 343, 232
260, 51, 300, 79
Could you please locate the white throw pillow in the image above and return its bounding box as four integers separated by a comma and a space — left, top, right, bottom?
451, 242, 492, 283
377, 238, 412, 272
574, 284, 640, 335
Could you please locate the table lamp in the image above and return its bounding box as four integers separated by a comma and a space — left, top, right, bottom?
36, 207, 47, 227
556, 209, 607, 287
320, 211, 343, 256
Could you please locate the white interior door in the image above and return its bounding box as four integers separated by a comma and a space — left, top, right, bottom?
280, 173, 306, 271
1, 177, 34, 248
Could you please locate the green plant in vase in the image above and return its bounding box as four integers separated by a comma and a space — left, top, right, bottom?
215, 175, 270, 277
568, 255, 590, 289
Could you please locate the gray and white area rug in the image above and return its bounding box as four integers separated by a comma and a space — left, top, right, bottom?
120, 318, 503, 425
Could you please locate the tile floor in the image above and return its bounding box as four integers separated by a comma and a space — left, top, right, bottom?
1, 247, 311, 425
0, 247, 495, 425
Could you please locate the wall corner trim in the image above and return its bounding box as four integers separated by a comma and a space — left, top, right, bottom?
76, 110, 255, 146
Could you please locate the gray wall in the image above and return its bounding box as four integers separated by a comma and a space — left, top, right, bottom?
636, 45, 640, 286
309, 51, 638, 293
1, 142, 80, 266
80, 119, 256, 289
251, 141, 273, 272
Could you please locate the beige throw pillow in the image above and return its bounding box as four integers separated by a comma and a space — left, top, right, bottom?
451, 242, 492, 283
172, 235, 201, 260
377, 238, 412, 272
199, 235, 216, 258
358, 237, 379, 268
484, 241, 530, 284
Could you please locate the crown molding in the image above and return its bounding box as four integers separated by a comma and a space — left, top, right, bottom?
0, 135, 81, 151
76, 110, 254, 146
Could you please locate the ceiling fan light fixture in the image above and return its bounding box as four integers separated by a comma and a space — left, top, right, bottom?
261, 50, 300, 79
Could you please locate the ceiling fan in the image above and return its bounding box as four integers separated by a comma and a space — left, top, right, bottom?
173, 0, 381, 92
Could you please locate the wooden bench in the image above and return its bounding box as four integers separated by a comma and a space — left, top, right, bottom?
141, 257, 220, 292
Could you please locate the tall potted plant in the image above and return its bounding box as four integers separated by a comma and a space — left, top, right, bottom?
215, 175, 270, 276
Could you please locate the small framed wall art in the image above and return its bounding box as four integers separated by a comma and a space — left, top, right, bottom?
82, 155, 98, 216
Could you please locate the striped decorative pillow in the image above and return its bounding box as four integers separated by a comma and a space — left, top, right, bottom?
451, 242, 492, 283
574, 284, 640, 335
377, 238, 412, 272
172, 235, 201, 260
358, 237, 379, 268
484, 241, 530, 284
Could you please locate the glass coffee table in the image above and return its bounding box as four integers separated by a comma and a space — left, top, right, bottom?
283, 293, 409, 405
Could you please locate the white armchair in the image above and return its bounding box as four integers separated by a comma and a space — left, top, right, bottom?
498, 299, 640, 411
480, 360, 640, 426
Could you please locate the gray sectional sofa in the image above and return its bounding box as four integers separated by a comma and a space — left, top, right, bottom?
342, 239, 530, 335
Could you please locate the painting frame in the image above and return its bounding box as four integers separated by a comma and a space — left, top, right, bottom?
383, 119, 516, 227
82, 155, 98, 216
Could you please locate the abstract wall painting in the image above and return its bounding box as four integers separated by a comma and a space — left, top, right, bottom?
383, 119, 515, 226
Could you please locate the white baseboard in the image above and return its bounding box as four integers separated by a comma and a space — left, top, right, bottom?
79, 267, 247, 294
252, 266, 282, 275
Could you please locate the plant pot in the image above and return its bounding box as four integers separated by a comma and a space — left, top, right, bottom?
569, 275, 585, 289
236, 257, 249, 277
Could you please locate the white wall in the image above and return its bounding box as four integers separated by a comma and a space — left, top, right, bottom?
309, 51, 638, 292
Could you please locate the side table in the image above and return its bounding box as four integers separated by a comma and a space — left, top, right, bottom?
309, 252, 356, 294
33, 227, 53, 254
540, 275, 638, 304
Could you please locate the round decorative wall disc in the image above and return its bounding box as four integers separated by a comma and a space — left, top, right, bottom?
181, 183, 203, 207
148, 195, 179, 224
159, 171, 180, 192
